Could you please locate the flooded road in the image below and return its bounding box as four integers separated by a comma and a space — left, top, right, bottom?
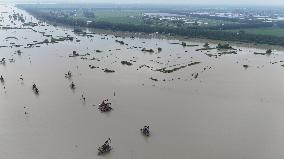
1, 4, 284, 159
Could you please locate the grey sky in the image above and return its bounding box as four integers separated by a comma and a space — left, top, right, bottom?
1, 0, 284, 6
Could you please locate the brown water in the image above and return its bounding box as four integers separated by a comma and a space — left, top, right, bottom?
1, 4, 284, 159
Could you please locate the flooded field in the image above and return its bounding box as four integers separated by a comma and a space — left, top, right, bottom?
1, 4, 284, 159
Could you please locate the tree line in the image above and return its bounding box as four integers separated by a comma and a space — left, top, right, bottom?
22, 8, 284, 46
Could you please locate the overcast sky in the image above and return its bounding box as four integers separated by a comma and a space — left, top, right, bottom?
1, 0, 284, 6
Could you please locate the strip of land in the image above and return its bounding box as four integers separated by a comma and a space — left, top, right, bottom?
16, 4, 284, 46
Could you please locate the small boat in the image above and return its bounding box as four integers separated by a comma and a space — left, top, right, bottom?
65, 71, 72, 79
98, 138, 112, 155
98, 146, 112, 155
98, 101, 112, 112
140, 126, 150, 136
0, 75, 4, 83
34, 88, 39, 94
70, 82, 75, 89
32, 84, 39, 94
99, 106, 112, 112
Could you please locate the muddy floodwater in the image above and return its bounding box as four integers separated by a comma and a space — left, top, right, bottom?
1, 4, 284, 159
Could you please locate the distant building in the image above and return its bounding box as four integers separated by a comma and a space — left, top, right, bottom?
86, 21, 93, 25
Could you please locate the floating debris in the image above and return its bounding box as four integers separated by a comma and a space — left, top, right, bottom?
194, 73, 199, 79
218, 51, 237, 56
5, 36, 18, 40
121, 61, 133, 66
69, 51, 79, 57
115, 40, 125, 45
104, 68, 115, 73
254, 52, 267, 55
142, 48, 154, 53
150, 77, 158, 81
89, 65, 99, 69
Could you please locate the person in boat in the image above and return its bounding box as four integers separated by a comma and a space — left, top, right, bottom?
104, 140, 109, 147
103, 138, 111, 149
144, 126, 149, 132
70, 82, 75, 89
19, 75, 24, 81
32, 84, 37, 90
99, 138, 111, 152
34, 87, 39, 94
65, 71, 72, 78
100, 99, 110, 106
0, 75, 4, 82
0, 58, 5, 63
82, 94, 86, 102
141, 126, 150, 135
101, 100, 106, 106
31, 83, 39, 94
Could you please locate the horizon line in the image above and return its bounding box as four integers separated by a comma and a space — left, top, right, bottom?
9, 2, 284, 7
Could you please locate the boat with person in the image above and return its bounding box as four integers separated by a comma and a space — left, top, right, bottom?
98, 138, 112, 155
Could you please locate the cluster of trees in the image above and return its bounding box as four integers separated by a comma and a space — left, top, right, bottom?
26, 9, 87, 26
206, 22, 274, 30
22, 8, 284, 46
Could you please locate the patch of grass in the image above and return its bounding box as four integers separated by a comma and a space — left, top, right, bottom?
82, 10, 144, 25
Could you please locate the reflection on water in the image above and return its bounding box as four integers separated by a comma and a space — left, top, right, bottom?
1, 4, 284, 159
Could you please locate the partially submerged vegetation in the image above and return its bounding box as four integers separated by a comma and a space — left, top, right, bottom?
156, 62, 200, 73
121, 61, 133, 66
142, 48, 154, 53
104, 68, 115, 73
216, 43, 235, 50
254, 49, 273, 55
2, 4, 284, 159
